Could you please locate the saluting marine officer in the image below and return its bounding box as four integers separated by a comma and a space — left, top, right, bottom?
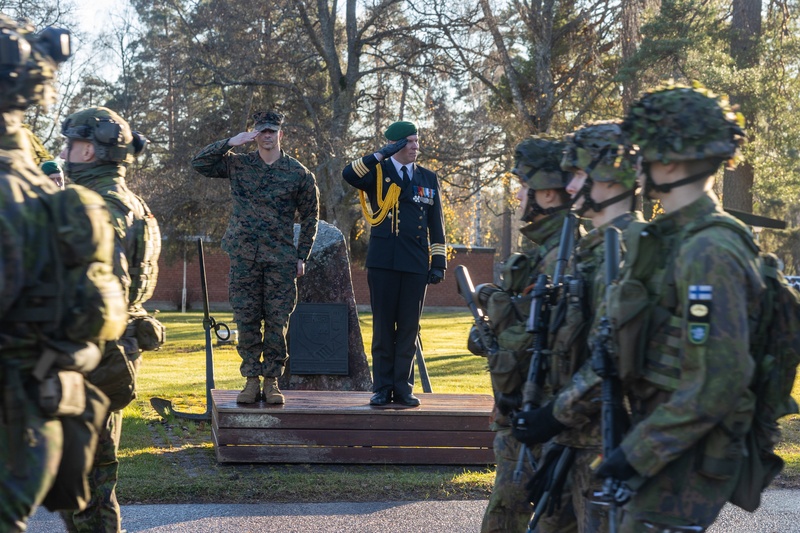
342, 121, 446, 407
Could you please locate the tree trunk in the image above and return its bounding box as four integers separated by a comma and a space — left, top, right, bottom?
723, 0, 761, 213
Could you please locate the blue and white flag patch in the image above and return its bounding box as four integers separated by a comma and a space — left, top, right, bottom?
689, 285, 712, 300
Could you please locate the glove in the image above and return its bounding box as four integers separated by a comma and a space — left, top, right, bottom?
377, 138, 408, 159
594, 446, 637, 482
467, 325, 487, 356
511, 402, 568, 445
526, 444, 575, 517
427, 268, 445, 285
495, 392, 522, 416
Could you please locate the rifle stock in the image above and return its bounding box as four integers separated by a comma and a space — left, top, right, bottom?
455, 265, 498, 356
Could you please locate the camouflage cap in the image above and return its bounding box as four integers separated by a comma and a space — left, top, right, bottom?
561, 120, 638, 189
61, 106, 135, 164
0, 15, 70, 111
253, 111, 284, 132
512, 136, 568, 190
622, 80, 746, 167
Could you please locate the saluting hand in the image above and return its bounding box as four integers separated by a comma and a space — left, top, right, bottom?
375, 138, 408, 160
228, 131, 260, 147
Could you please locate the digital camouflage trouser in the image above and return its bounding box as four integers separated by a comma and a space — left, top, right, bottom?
618, 445, 738, 532
0, 389, 63, 532
481, 429, 578, 533
61, 410, 123, 533
229, 258, 297, 378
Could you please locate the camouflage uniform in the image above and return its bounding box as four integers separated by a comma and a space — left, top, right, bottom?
191, 129, 319, 381
513, 122, 641, 533
0, 16, 117, 532
59, 107, 156, 533
481, 138, 577, 533
600, 82, 759, 531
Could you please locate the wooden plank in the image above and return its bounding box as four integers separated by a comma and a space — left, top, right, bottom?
214, 427, 494, 447
212, 389, 494, 414
214, 443, 495, 465
214, 411, 491, 431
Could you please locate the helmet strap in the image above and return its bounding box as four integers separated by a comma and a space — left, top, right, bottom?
643, 162, 715, 198
522, 188, 570, 221
576, 177, 636, 216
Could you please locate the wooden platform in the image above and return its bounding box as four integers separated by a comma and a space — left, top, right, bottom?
211, 389, 495, 465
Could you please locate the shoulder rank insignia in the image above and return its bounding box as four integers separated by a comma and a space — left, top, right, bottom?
687, 285, 712, 345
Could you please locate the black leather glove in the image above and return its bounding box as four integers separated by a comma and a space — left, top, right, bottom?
427, 268, 445, 285
594, 446, 637, 482
467, 325, 487, 356
377, 138, 408, 159
495, 392, 522, 416
511, 401, 568, 445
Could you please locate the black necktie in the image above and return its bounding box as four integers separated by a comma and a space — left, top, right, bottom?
401, 165, 409, 182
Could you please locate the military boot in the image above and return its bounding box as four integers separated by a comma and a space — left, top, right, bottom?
263, 377, 285, 404
236, 377, 261, 404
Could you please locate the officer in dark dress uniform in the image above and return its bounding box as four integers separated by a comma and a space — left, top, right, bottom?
343, 121, 447, 406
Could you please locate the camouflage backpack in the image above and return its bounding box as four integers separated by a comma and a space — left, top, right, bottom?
609, 213, 800, 512
1, 152, 128, 346
688, 216, 800, 512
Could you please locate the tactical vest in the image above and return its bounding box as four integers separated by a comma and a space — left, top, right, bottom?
105, 190, 161, 307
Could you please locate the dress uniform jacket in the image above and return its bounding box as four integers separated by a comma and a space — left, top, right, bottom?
343, 154, 446, 274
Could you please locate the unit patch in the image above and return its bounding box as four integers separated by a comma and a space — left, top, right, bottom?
687, 285, 712, 345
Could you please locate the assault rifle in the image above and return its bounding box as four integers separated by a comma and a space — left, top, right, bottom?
151, 239, 229, 420
590, 226, 630, 532
513, 212, 576, 484
455, 265, 499, 357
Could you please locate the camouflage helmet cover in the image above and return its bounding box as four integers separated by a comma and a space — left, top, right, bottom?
622, 80, 746, 167
61, 106, 137, 163
0, 15, 69, 111
512, 136, 568, 190
561, 120, 638, 189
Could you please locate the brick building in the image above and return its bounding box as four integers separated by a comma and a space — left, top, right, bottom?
148, 243, 496, 311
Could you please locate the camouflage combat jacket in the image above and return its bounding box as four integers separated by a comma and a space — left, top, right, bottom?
192, 140, 319, 264
549, 211, 643, 449
491, 210, 568, 430
617, 193, 762, 478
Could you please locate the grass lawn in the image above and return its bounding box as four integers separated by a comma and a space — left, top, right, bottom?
117, 309, 800, 503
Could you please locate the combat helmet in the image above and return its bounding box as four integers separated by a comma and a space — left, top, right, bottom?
561, 120, 638, 215
622, 80, 746, 168
512, 136, 571, 221
512, 137, 569, 190
61, 107, 148, 164
0, 15, 71, 112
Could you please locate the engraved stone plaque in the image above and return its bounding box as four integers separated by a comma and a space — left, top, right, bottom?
288, 303, 349, 375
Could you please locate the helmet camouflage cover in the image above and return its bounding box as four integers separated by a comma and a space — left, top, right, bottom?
512, 136, 568, 190
61, 106, 136, 164
561, 120, 638, 189
622, 80, 746, 167
0, 15, 68, 111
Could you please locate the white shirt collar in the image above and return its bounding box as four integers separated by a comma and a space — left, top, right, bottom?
389, 157, 414, 180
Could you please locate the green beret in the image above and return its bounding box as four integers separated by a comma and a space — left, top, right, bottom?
384, 121, 417, 141
40, 160, 62, 176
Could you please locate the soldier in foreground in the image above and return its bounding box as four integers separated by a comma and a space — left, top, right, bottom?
512, 121, 642, 532
192, 111, 319, 405
58, 106, 162, 532
594, 81, 759, 531
0, 16, 123, 531
477, 137, 577, 533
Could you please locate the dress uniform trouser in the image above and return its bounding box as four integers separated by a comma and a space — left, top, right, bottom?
367, 267, 427, 397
